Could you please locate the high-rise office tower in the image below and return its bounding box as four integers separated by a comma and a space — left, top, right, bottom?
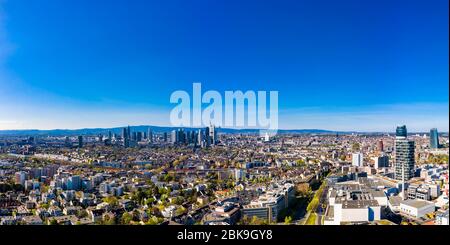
78, 136, 83, 148
394, 125, 415, 181
122, 128, 127, 139
148, 129, 153, 143
373, 155, 389, 169
177, 129, 185, 144
163, 132, 168, 142
198, 129, 203, 146
430, 128, 439, 149
127, 125, 131, 139
209, 124, 217, 145
205, 126, 210, 146
137, 132, 142, 142
191, 131, 196, 144
171, 130, 177, 144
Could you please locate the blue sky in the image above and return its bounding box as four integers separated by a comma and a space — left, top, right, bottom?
0, 0, 448, 131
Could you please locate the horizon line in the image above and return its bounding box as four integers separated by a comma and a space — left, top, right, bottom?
0, 124, 447, 134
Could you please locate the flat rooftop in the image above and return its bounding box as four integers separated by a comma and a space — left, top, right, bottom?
400, 199, 434, 209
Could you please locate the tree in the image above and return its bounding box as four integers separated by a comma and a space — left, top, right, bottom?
121, 212, 133, 225
103, 196, 119, 207
249, 216, 269, 225
103, 215, 116, 225
49, 218, 58, 225
284, 216, 293, 224
295, 159, 306, 167
77, 210, 88, 218
296, 183, 310, 196
175, 206, 186, 216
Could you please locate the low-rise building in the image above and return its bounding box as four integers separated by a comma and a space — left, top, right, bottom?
399, 199, 435, 218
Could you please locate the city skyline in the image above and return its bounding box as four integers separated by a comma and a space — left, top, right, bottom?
0, 0, 449, 131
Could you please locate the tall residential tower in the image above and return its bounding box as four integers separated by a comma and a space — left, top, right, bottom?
394, 125, 415, 181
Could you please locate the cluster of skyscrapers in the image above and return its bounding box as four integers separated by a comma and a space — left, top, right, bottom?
171, 124, 218, 147
121, 126, 153, 147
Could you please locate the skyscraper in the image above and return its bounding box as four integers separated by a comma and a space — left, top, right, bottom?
78, 136, 83, 148
197, 129, 203, 146
209, 124, 217, 145
122, 127, 129, 147
148, 128, 153, 143
430, 128, 439, 149
171, 130, 177, 144
205, 126, 210, 146
394, 125, 415, 181
122, 127, 127, 140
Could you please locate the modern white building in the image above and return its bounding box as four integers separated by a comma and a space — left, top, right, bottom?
352, 153, 363, 167
325, 181, 385, 225
399, 199, 435, 218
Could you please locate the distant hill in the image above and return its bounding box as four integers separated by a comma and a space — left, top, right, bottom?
0, 125, 349, 136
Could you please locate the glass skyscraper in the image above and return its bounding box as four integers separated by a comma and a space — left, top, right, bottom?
430, 128, 439, 149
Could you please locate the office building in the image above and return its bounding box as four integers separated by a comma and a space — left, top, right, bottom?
209, 124, 217, 145
78, 136, 83, 148
127, 125, 131, 139
122, 128, 127, 140
148, 129, 153, 143
407, 184, 430, 201
67, 175, 81, 191
171, 130, 177, 144
430, 128, 439, 149
241, 183, 295, 223
15, 171, 27, 185
324, 180, 386, 225
372, 155, 389, 169
205, 126, 210, 146
394, 125, 415, 181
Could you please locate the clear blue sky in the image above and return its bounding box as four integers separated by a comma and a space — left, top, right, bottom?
0, 0, 448, 131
